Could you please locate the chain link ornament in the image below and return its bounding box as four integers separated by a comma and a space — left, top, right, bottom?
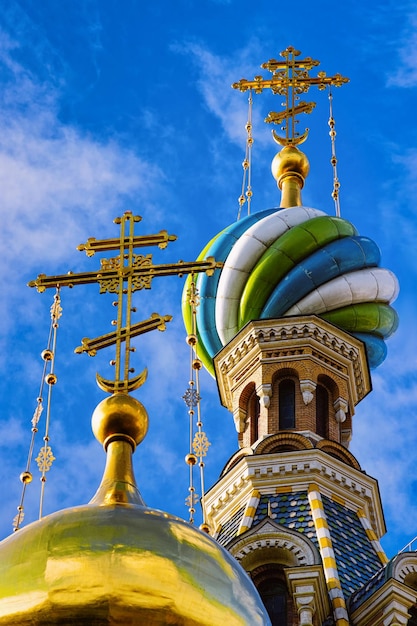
328, 87, 342, 217
36, 446, 56, 473
50, 292, 62, 321
192, 432, 211, 458
12, 508, 24, 531
182, 387, 201, 409
31, 402, 43, 428
183, 279, 210, 530
238, 90, 253, 220
14, 288, 61, 531
185, 491, 199, 508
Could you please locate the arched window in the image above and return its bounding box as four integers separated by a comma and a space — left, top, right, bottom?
316, 384, 329, 438
279, 379, 295, 430
257, 579, 287, 626
249, 390, 260, 445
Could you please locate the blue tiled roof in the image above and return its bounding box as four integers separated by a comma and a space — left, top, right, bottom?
216, 489, 384, 604
216, 505, 246, 546
253, 491, 318, 543
348, 551, 417, 613
321, 495, 382, 596
347, 564, 386, 613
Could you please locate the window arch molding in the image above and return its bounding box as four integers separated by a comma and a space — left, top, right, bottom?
255, 432, 313, 455
228, 518, 320, 568
316, 439, 361, 470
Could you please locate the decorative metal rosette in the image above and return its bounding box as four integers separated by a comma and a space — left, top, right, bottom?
182, 207, 399, 375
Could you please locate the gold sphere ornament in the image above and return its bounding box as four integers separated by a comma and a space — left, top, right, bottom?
91, 393, 148, 450
271, 145, 310, 208
41, 349, 53, 361
199, 522, 210, 534
19, 471, 33, 484
186, 333, 197, 346
271, 144, 310, 189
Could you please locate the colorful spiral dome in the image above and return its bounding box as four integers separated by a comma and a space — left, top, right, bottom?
182, 206, 399, 376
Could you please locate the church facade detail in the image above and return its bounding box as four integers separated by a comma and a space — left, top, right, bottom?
206, 315, 417, 625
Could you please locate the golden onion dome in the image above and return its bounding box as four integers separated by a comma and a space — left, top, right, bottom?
0, 393, 270, 625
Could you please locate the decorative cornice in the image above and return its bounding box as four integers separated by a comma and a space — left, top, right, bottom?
349, 579, 417, 626
205, 448, 385, 539
214, 315, 371, 413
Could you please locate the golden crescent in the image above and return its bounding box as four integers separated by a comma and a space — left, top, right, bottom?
272, 128, 309, 147
96, 367, 148, 394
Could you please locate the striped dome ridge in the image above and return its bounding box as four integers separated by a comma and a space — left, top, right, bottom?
261, 236, 381, 320
237, 216, 358, 328
182, 208, 278, 373
214, 207, 326, 345
321, 303, 398, 339
181, 207, 399, 375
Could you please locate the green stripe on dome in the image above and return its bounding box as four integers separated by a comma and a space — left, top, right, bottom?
182, 234, 221, 376
239, 216, 357, 326
182, 272, 215, 374
321, 303, 399, 338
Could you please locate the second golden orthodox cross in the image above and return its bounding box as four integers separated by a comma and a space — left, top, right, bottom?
29, 212, 222, 394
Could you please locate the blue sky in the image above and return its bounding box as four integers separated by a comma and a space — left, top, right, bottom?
0, 0, 416, 559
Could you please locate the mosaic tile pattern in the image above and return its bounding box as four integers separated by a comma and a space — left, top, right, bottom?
347, 564, 386, 613
253, 491, 318, 543
216, 490, 383, 603
216, 505, 246, 546
321, 495, 383, 596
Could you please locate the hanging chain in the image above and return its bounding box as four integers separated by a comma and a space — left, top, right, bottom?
36, 289, 61, 519
328, 87, 341, 217
13, 288, 61, 531
237, 90, 254, 220
182, 278, 211, 532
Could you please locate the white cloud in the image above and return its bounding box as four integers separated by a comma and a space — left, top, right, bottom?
351, 333, 417, 555
0, 29, 164, 349
173, 41, 272, 148
0, 25, 181, 539
387, 11, 417, 87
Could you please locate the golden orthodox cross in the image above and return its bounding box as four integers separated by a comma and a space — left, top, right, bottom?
29, 212, 222, 394
232, 46, 349, 146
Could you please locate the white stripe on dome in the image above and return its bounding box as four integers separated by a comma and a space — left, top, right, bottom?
284, 268, 399, 316
216, 207, 325, 345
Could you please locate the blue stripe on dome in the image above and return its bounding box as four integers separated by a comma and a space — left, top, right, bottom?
196, 208, 278, 358
353, 332, 387, 369
261, 236, 381, 319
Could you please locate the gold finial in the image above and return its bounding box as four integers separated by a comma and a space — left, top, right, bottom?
232, 46, 348, 146
89, 392, 148, 506
271, 144, 310, 208
28, 212, 223, 395
232, 46, 348, 207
